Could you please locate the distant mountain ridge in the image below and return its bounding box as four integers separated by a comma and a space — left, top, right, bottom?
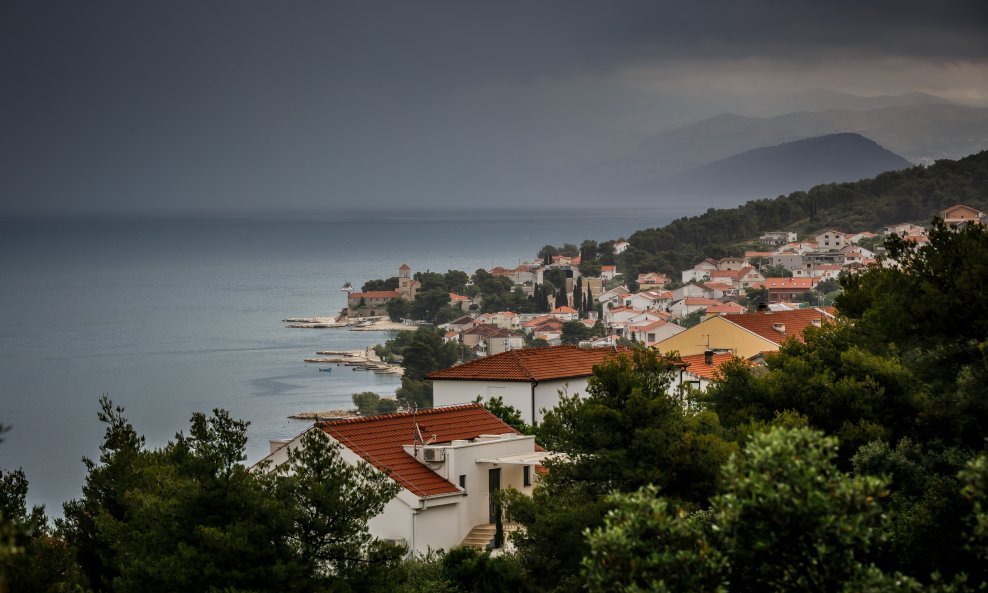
633, 103, 988, 179
645, 133, 912, 204
764, 89, 955, 115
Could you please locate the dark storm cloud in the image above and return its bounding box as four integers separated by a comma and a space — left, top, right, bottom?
1, 1, 986, 214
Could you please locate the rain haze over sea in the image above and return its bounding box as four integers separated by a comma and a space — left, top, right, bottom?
0, 208, 684, 512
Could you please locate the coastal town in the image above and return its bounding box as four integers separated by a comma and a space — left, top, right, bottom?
300, 202, 984, 374
255, 203, 987, 553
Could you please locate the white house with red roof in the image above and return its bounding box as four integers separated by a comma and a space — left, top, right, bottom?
258, 404, 550, 553
703, 302, 747, 317
599, 265, 618, 281
668, 297, 723, 319
626, 319, 685, 347
429, 345, 620, 424
549, 306, 578, 321
597, 285, 630, 308
678, 351, 742, 392
623, 290, 673, 311
602, 305, 645, 325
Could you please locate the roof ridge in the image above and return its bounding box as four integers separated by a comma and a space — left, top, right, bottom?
510, 348, 537, 381
321, 402, 483, 427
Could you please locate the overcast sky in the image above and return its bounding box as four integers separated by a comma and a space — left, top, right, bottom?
2, 1, 987, 215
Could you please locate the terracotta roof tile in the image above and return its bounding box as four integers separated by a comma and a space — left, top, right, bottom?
725, 308, 834, 345
322, 404, 520, 497
350, 290, 400, 299
428, 345, 620, 382
706, 302, 746, 314
679, 352, 741, 380
764, 277, 815, 289
463, 323, 514, 338
683, 297, 722, 306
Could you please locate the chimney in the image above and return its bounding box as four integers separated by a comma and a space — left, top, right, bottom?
772, 322, 786, 333
704, 350, 714, 365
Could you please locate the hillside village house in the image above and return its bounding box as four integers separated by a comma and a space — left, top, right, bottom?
760, 231, 798, 245
704, 302, 747, 317
940, 204, 986, 227
460, 324, 524, 356
449, 293, 472, 310
764, 277, 816, 303
429, 345, 737, 423
655, 308, 835, 358
257, 405, 550, 553
668, 297, 723, 319
623, 290, 673, 311
597, 285, 630, 308
637, 272, 669, 289
429, 346, 620, 424
626, 319, 685, 347
815, 230, 847, 251
678, 351, 741, 392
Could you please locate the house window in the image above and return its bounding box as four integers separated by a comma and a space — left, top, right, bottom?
523, 465, 531, 487
459, 474, 467, 490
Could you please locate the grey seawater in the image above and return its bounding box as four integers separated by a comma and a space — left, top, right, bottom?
0, 209, 678, 511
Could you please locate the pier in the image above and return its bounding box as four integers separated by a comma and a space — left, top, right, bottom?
304, 348, 403, 375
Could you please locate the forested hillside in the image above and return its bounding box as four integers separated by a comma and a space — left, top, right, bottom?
619, 150, 988, 277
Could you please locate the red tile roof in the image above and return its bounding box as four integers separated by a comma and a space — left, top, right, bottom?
350, 290, 400, 299
706, 302, 746, 314
725, 308, 835, 345
449, 293, 471, 301
683, 297, 722, 306
764, 277, 815, 289
679, 352, 740, 380
321, 404, 520, 497
428, 345, 620, 382
552, 306, 577, 314
463, 323, 514, 338
522, 315, 555, 328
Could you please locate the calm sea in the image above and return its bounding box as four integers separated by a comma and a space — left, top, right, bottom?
0, 209, 681, 511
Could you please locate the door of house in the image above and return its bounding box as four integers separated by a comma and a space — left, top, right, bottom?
488, 468, 501, 523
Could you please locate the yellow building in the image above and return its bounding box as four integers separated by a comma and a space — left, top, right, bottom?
655, 308, 834, 358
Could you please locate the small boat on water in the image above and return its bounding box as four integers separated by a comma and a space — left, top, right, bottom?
341, 281, 353, 292
319, 368, 333, 373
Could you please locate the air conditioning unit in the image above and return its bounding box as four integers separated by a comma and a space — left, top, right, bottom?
423, 448, 444, 462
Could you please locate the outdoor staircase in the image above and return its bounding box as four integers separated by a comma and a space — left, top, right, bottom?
460, 523, 520, 550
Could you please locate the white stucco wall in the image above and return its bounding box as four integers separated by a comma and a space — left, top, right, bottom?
433, 378, 591, 423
